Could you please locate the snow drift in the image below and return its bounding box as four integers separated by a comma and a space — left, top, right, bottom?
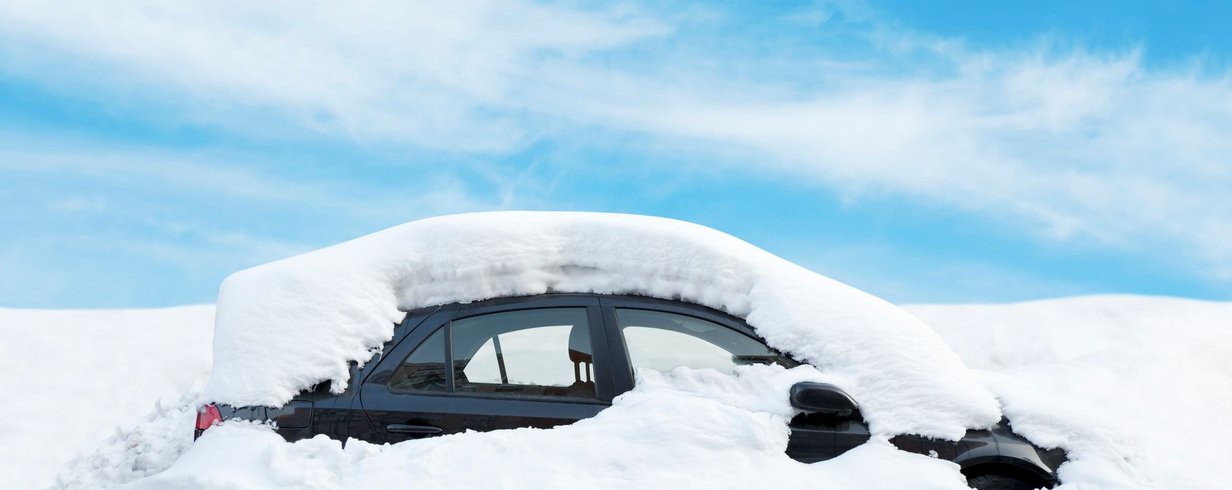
10, 212, 1229, 489
9, 295, 1230, 489
134, 367, 971, 490
910, 297, 1232, 489
205, 212, 1000, 439
0, 306, 214, 490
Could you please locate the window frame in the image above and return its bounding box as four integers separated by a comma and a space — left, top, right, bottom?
449, 307, 599, 398
597, 295, 797, 396
371, 295, 615, 404
364, 294, 794, 405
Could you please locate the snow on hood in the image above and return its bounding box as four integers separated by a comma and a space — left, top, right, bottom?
204, 212, 999, 438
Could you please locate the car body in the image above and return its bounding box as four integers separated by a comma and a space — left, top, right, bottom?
197, 293, 1065, 489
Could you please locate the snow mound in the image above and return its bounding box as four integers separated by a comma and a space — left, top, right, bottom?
912, 296, 1232, 489
0, 306, 213, 490
138, 366, 969, 490
17, 295, 1229, 489
53, 392, 202, 489
205, 212, 999, 439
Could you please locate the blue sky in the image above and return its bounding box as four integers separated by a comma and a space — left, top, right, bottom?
1, 0, 1230, 308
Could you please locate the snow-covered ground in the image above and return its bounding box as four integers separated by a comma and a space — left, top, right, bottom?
4, 295, 1228, 489
0, 306, 213, 489
909, 296, 1232, 488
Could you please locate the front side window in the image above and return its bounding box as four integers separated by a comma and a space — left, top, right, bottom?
390, 308, 597, 400
616, 308, 794, 375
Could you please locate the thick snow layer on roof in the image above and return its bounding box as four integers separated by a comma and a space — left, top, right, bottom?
204, 212, 999, 438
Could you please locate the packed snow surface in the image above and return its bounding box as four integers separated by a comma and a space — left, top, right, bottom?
206, 212, 1000, 439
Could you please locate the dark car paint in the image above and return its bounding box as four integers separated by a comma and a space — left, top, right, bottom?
890, 423, 1064, 484
203, 293, 1064, 487
361, 296, 614, 444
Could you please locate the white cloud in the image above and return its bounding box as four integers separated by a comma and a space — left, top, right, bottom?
0, 0, 1229, 282
0, 141, 500, 222
0, 140, 521, 306
610, 49, 1232, 274
0, 0, 668, 151
517, 40, 1232, 281
792, 242, 1098, 304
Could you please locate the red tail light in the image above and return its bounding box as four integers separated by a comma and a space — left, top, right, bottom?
196, 403, 222, 431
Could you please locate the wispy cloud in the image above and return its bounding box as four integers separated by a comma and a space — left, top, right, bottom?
0, 140, 501, 222
1, 0, 1229, 285
0, 0, 668, 151
795, 242, 1099, 304
0, 138, 520, 306
600, 47, 1232, 280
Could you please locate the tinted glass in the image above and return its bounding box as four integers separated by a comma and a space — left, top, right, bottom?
616, 308, 794, 375
452, 308, 596, 399
389, 326, 449, 392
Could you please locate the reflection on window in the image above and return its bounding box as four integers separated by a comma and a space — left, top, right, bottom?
389, 308, 597, 400
454, 309, 595, 399
388, 326, 448, 392
616, 309, 794, 376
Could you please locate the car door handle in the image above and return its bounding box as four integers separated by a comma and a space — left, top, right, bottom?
385, 423, 443, 435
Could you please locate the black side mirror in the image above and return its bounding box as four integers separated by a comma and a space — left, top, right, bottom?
789, 382, 859, 418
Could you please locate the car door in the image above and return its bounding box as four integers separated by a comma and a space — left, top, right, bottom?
597, 296, 862, 463
359, 295, 615, 444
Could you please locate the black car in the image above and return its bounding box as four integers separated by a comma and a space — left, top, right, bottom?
196, 293, 1065, 489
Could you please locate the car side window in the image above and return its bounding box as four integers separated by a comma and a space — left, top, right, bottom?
616, 308, 795, 376
389, 326, 449, 393
389, 307, 597, 400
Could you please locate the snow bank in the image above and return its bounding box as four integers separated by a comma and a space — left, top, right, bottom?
136, 366, 969, 490
0, 306, 213, 490
53, 392, 202, 489
15, 294, 1230, 489
205, 212, 1000, 439
911, 296, 1232, 489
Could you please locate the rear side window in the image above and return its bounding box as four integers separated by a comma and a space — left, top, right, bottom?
388, 326, 449, 392
616, 308, 795, 375
389, 308, 597, 400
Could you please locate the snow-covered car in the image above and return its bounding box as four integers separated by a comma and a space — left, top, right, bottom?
198, 293, 1064, 489
192, 212, 1070, 489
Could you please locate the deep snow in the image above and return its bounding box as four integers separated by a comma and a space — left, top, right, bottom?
132, 367, 973, 490
909, 297, 1232, 489
206, 212, 1000, 439
0, 306, 213, 490
6, 295, 1230, 489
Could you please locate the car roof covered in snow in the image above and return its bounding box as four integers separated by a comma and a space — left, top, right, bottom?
203, 211, 999, 439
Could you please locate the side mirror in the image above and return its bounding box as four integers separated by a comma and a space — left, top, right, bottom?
789, 382, 859, 418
